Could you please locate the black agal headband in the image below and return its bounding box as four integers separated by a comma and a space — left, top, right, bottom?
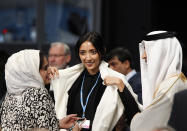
143, 31, 177, 41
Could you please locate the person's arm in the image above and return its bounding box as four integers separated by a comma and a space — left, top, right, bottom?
104, 76, 140, 124
118, 87, 140, 124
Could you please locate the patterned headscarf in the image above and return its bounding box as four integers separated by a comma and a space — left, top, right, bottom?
139, 31, 182, 108
5, 49, 44, 94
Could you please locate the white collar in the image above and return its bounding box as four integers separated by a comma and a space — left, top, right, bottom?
126, 69, 136, 81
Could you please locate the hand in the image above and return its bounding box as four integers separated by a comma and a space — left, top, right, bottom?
59, 114, 79, 129
104, 76, 125, 92
72, 123, 82, 131
47, 66, 59, 80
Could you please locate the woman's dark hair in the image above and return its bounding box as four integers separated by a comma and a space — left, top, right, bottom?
39, 51, 45, 70
75, 31, 106, 61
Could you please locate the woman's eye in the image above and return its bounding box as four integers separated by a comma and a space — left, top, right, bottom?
79, 51, 85, 55
90, 50, 97, 54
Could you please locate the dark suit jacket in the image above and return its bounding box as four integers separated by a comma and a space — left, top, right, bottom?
168, 89, 187, 131
128, 72, 142, 104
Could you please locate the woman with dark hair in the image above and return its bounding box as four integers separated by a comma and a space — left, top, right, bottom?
0, 49, 79, 131
51, 32, 138, 131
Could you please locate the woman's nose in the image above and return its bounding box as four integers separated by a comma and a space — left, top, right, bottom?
85, 53, 91, 59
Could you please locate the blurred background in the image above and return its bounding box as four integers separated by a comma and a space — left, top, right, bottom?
0, 0, 187, 73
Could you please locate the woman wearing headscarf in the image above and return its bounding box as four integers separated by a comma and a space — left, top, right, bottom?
0, 49, 79, 131
105, 31, 187, 131
50, 31, 138, 131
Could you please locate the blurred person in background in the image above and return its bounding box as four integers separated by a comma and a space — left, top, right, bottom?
48, 42, 71, 69
168, 89, 187, 131
47, 42, 71, 100
106, 47, 142, 104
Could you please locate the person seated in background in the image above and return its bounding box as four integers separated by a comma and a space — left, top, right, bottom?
104, 31, 187, 131
106, 47, 142, 103
168, 89, 187, 131
47, 42, 71, 100
0, 49, 79, 131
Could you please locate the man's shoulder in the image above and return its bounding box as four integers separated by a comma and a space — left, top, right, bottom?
129, 72, 141, 82
135, 71, 141, 76
175, 89, 187, 100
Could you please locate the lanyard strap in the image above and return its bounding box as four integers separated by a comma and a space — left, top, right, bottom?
80, 72, 100, 118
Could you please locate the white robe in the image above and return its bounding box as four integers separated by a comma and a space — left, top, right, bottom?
130, 73, 187, 131
51, 61, 139, 131
131, 31, 187, 131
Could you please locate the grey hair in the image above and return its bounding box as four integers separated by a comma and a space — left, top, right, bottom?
50, 42, 71, 55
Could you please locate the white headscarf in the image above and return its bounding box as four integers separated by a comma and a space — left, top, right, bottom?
5, 49, 45, 94
139, 31, 182, 108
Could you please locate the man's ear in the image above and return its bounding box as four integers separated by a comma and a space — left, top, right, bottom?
123, 60, 130, 68
66, 55, 71, 63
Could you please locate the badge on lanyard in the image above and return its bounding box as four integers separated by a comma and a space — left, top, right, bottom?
77, 118, 90, 129
81, 120, 90, 129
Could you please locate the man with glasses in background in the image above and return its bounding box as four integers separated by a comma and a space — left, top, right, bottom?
47, 42, 71, 101
48, 42, 71, 69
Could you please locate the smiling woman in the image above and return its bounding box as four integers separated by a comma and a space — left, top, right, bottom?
51, 31, 138, 131
78, 41, 100, 75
